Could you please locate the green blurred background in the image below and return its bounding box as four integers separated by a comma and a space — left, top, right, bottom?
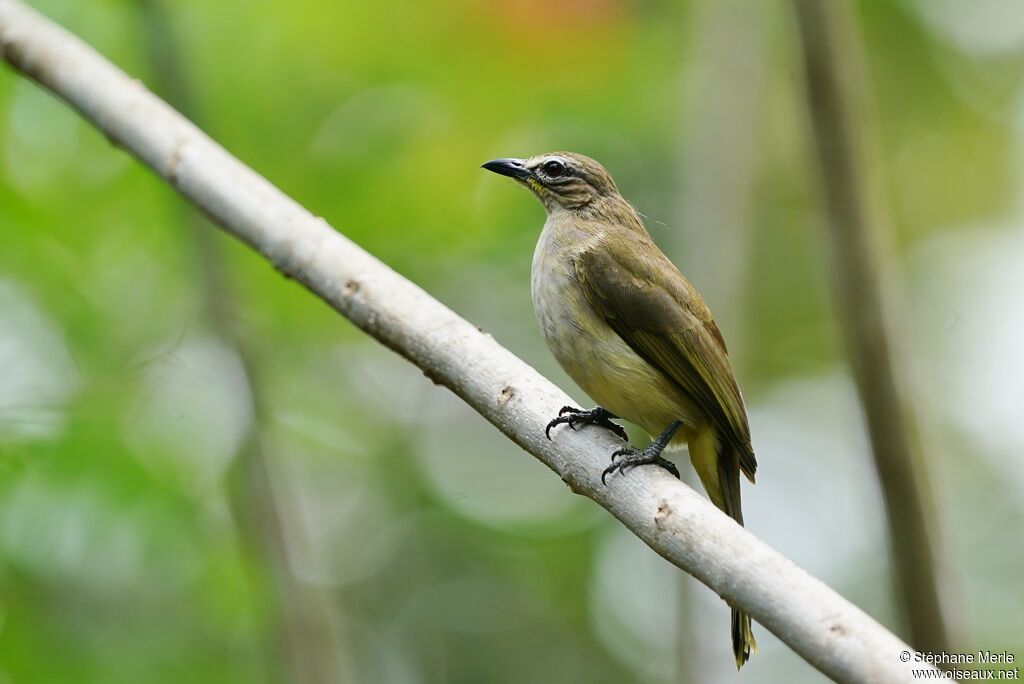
1, 0, 1022, 682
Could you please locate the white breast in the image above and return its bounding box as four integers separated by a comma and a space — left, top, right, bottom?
530, 221, 697, 440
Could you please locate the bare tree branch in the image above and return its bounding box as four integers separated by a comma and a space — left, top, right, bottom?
0, 2, 936, 681
791, 0, 961, 654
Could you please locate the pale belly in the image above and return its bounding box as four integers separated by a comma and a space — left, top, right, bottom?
531, 246, 699, 446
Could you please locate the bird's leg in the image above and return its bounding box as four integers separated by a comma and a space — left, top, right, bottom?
545, 405, 628, 442
602, 419, 682, 484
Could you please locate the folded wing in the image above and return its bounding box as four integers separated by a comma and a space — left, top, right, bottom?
574, 235, 757, 481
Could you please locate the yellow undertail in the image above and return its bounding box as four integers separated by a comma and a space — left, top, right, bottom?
690, 425, 758, 668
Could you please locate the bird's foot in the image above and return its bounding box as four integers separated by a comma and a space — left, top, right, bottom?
602, 444, 680, 484
545, 406, 628, 442
602, 419, 683, 484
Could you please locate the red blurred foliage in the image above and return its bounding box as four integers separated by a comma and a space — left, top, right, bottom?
469, 0, 624, 44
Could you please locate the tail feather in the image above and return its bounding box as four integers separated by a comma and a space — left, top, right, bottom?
718, 444, 757, 667
690, 430, 758, 667
732, 607, 757, 668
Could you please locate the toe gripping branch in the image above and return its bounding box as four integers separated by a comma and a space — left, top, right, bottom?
545, 406, 629, 442
601, 419, 683, 485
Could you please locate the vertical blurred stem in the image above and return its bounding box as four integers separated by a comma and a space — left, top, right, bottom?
672, 0, 770, 677
673, 0, 770, 373
791, 0, 960, 653
137, 2, 347, 682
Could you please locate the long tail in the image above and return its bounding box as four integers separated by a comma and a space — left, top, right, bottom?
718, 444, 758, 669
690, 429, 757, 668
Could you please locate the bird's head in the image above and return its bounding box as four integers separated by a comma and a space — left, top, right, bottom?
482, 152, 620, 213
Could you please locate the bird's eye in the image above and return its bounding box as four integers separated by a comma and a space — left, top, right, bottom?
542, 160, 565, 178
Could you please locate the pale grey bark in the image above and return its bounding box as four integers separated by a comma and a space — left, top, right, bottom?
0, 1, 937, 681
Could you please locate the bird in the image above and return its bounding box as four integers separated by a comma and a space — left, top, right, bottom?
483, 151, 758, 668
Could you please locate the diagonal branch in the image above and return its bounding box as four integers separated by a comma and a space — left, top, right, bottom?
0, 2, 935, 682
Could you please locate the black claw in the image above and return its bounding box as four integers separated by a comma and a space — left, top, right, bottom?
605, 422, 629, 442
544, 406, 628, 442
657, 456, 681, 480
601, 420, 684, 485
601, 448, 680, 485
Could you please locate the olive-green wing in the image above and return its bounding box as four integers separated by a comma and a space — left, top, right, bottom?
574, 239, 756, 480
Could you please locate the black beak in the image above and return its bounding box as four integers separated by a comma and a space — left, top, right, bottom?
482, 158, 532, 181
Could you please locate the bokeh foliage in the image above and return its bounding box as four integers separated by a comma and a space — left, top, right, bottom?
2, 0, 1023, 682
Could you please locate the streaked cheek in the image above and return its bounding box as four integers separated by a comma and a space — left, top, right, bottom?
559, 180, 591, 206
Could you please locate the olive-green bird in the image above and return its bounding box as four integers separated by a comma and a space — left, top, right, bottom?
483, 152, 758, 667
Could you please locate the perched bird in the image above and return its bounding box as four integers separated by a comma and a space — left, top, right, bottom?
483, 152, 758, 667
